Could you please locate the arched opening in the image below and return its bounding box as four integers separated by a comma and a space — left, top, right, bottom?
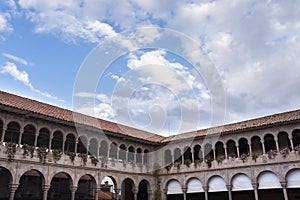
64, 133, 76, 153
215, 142, 225, 161
204, 143, 213, 160
193, 145, 203, 162
128, 146, 135, 162
136, 148, 142, 164
100, 176, 117, 200
251, 136, 263, 155
109, 142, 117, 159
167, 179, 183, 200
137, 180, 149, 200
227, 140, 237, 158
21, 125, 36, 146
88, 138, 98, 157
51, 131, 63, 150
258, 171, 284, 200
165, 149, 172, 165
183, 146, 192, 163
75, 174, 96, 200
264, 134, 276, 152
208, 176, 228, 200
238, 138, 249, 155
99, 141, 108, 157
37, 128, 50, 148
0, 167, 12, 199
119, 144, 127, 161
48, 172, 72, 200
231, 173, 254, 200
292, 130, 300, 148
121, 178, 134, 200
77, 136, 87, 154
4, 121, 20, 144
286, 169, 300, 200
174, 148, 182, 164
278, 132, 291, 151
15, 170, 44, 200
143, 149, 149, 164
186, 178, 204, 200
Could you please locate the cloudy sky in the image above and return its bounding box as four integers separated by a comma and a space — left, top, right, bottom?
0, 0, 299, 136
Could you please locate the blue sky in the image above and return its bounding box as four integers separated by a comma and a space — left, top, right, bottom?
0, 0, 299, 136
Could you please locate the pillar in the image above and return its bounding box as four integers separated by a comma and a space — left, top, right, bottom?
94, 188, 99, 200
227, 185, 232, 200
262, 140, 266, 154
182, 187, 187, 200
42, 185, 50, 200
163, 188, 167, 200
9, 184, 18, 200
115, 188, 120, 200
18, 128, 24, 146
213, 147, 216, 160
249, 143, 253, 155
48, 135, 53, 151
133, 188, 138, 200
275, 139, 280, 152
148, 189, 152, 200
1, 125, 7, 143
224, 145, 228, 159
74, 140, 78, 154
62, 137, 66, 153
34, 132, 39, 147
289, 136, 294, 152
70, 186, 77, 200
281, 181, 288, 200
252, 182, 258, 200
237, 145, 240, 158
203, 186, 209, 200
191, 149, 194, 163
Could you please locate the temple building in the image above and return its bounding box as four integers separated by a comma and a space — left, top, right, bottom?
0, 91, 299, 200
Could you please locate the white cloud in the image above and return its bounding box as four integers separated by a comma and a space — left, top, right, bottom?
2, 53, 29, 65
0, 12, 12, 32
1, 62, 64, 102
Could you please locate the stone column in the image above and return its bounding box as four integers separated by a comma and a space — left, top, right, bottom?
74, 140, 78, 154
213, 147, 216, 160
182, 187, 187, 200
9, 184, 18, 200
275, 139, 280, 152
1, 125, 7, 143
191, 150, 194, 163
202, 150, 205, 161
48, 135, 53, 151
227, 185, 232, 200
262, 140, 266, 154
203, 186, 209, 200
163, 188, 168, 200
147, 189, 152, 200
70, 186, 77, 200
236, 145, 240, 158
94, 188, 99, 200
18, 128, 24, 146
115, 188, 120, 200
281, 181, 288, 200
42, 185, 50, 200
249, 143, 253, 156
62, 137, 66, 153
289, 136, 294, 152
224, 145, 228, 159
34, 132, 39, 147
133, 188, 138, 200
252, 182, 258, 200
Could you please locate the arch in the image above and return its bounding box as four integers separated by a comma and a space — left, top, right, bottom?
119, 144, 127, 161
286, 169, 300, 188
15, 169, 45, 199
88, 138, 98, 157
264, 134, 276, 152
208, 176, 227, 192
0, 166, 13, 199
76, 174, 97, 200
21, 124, 36, 146
51, 130, 63, 150
99, 140, 108, 157
227, 140, 237, 158
128, 146, 135, 162
292, 129, 300, 148
257, 171, 282, 189
109, 142, 117, 159
164, 149, 172, 165
167, 179, 182, 194
137, 180, 149, 200
4, 121, 20, 143
64, 133, 76, 152
186, 177, 204, 193
238, 138, 249, 155
174, 148, 182, 163
183, 146, 192, 163
101, 175, 117, 193
204, 143, 213, 160
215, 142, 225, 160
143, 149, 149, 164
121, 178, 135, 200
251, 136, 263, 154
231, 173, 253, 191
193, 145, 202, 161
37, 127, 50, 147
278, 131, 291, 151
136, 148, 142, 163
48, 172, 73, 200
77, 136, 87, 154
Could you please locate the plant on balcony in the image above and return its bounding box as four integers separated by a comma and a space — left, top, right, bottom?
174, 161, 181, 170
294, 145, 300, 154
240, 153, 249, 163
229, 154, 236, 161
6, 142, 17, 162
90, 156, 99, 166
267, 149, 277, 159
184, 159, 191, 167
252, 152, 259, 162
100, 156, 108, 168
78, 153, 87, 165
22, 144, 35, 158
37, 146, 48, 163
165, 163, 173, 172
194, 159, 202, 168
205, 157, 213, 168
66, 151, 76, 163
217, 156, 225, 165
280, 148, 289, 157
130, 160, 136, 168
52, 149, 62, 163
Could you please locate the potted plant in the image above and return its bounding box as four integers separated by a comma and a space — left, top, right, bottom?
52, 149, 62, 163
252, 152, 259, 162
184, 159, 191, 167
174, 161, 181, 170
66, 151, 76, 163
205, 157, 213, 168
280, 148, 289, 157
217, 156, 225, 165
6, 142, 17, 162
240, 153, 249, 163
90, 156, 99, 166
37, 146, 48, 163
22, 144, 34, 158
78, 153, 87, 165
100, 156, 108, 168
267, 149, 277, 159
165, 163, 172, 172
294, 145, 300, 154
194, 159, 202, 168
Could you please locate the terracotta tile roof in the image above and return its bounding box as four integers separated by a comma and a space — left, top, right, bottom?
0, 91, 159, 142
1, 91, 300, 143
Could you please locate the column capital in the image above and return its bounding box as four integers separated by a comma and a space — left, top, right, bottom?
202, 185, 209, 191
226, 184, 233, 191
280, 181, 287, 188
70, 185, 78, 192
9, 183, 19, 191
42, 184, 51, 191
163, 188, 168, 194
133, 188, 138, 194
252, 182, 258, 189
182, 187, 187, 193
115, 188, 121, 193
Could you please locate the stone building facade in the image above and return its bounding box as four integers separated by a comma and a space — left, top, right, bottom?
0, 91, 299, 200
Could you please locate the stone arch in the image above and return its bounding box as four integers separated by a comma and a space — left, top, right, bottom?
48, 172, 73, 200
183, 146, 192, 163
174, 148, 182, 163
64, 133, 76, 152
77, 135, 88, 154
264, 134, 276, 152
100, 174, 118, 191
76, 174, 97, 200
128, 146, 135, 162
143, 149, 149, 164
227, 139, 237, 158
51, 130, 63, 150
204, 143, 213, 160
119, 144, 127, 161
121, 178, 135, 200
166, 179, 183, 194
109, 142, 118, 159
257, 170, 284, 200
88, 138, 98, 157
137, 179, 150, 200
0, 166, 13, 199
251, 136, 263, 154
231, 173, 253, 191
99, 140, 108, 157
21, 124, 36, 146
286, 168, 300, 200
4, 121, 20, 143
186, 177, 204, 194
215, 141, 225, 160
277, 131, 291, 151
136, 148, 142, 163
292, 129, 300, 148
37, 127, 50, 147
164, 149, 172, 165
238, 137, 250, 155
193, 144, 202, 161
